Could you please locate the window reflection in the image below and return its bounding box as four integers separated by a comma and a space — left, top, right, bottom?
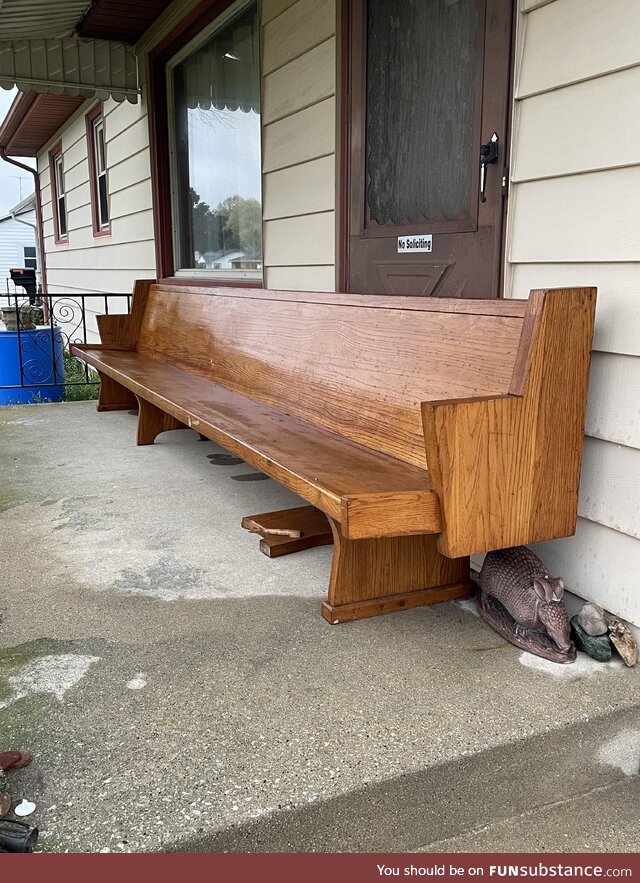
172, 4, 262, 275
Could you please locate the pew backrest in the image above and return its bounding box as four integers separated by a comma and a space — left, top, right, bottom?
135, 286, 531, 470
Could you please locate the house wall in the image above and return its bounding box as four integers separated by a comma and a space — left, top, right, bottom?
505, 0, 640, 626
36, 0, 338, 299
36, 87, 156, 298
0, 210, 37, 296
261, 0, 337, 291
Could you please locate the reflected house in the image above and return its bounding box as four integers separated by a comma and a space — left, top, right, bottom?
195, 249, 247, 270
230, 253, 262, 271
0, 0, 638, 632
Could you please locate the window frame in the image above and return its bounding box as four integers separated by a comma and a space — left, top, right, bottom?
148, 0, 264, 285
23, 246, 37, 271
86, 104, 111, 237
49, 144, 68, 245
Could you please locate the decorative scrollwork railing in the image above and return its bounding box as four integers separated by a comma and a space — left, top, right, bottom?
0, 293, 132, 400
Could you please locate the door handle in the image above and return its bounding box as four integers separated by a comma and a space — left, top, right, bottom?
479, 133, 499, 203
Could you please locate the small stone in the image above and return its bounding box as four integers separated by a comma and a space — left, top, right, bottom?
577, 602, 608, 636
570, 616, 612, 662
607, 618, 638, 668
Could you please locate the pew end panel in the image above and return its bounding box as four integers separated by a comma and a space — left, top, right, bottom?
89, 280, 153, 411
95, 279, 152, 350
422, 287, 597, 559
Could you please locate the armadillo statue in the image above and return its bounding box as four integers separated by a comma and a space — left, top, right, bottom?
478, 546, 576, 664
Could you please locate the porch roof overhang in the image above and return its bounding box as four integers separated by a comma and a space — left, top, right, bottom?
0, 0, 146, 104
0, 0, 174, 155
0, 89, 85, 156
0, 37, 139, 103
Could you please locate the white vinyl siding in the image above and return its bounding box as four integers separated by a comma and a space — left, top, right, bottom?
0, 210, 37, 293
261, 0, 336, 291
507, 0, 640, 626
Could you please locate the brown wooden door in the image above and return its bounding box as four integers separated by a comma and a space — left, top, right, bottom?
346, 0, 513, 297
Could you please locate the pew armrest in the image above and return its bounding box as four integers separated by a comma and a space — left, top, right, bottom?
422, 288, 597, 558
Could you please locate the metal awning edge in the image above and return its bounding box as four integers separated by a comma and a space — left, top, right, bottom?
0, 38, 139, 103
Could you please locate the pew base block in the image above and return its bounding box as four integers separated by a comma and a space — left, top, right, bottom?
321, 580, 474, 624
324, 519, 473, 623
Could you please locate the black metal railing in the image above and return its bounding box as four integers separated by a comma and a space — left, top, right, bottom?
0, 293, 131, 403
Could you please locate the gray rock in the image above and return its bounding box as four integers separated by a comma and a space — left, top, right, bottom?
577, 602, 608, 636
570, 616, 612, 662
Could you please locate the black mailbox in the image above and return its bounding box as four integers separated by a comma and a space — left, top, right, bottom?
10, 267, 37, 302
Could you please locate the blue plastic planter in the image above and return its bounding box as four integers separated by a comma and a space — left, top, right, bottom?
0, 326, 65, 405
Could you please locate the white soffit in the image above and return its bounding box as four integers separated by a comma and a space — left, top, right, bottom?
0, 38, 139, 102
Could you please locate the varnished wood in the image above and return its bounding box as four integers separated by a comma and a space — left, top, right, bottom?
135, 285, 526, 468
342, 491, 442, 540
70, 348, 440, 531
96, 370, 137, 411
135, 395, 189, 446
96, 280, 152, 350
422, 288, 597, 558
242, 506, 333, 558
322, 583, 474, 624
156, 285, 530, 316
243, 505, 332, 538
71, 281, 596, 623
323, 514, 472, 623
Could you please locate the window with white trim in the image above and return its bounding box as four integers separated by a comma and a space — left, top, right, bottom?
53, 152, 67, 240
23, 246, 37, 271
92, 115, 109, 230
167, 1, 262, 279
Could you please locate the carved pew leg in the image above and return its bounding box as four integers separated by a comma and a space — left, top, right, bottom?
96, 371, 138, 412
135, 396, 189, 446
322, 517, 473, 624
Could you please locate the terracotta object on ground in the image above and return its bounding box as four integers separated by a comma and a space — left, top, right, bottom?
479, 546, 576, 664
0, 751, 33, 820
0, 751, 32, 772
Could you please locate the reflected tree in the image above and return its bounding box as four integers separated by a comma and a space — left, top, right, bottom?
190, 188, 261, 255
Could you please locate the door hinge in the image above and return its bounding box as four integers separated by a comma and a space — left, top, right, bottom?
502, 166, 510, 198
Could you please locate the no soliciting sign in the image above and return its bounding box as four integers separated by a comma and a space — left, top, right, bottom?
397, 235, 432, 253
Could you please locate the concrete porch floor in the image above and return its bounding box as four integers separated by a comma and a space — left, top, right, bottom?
0, 401, 639, 853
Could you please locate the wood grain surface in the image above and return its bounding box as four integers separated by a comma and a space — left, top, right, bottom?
423, 287, 597, 557
135, 286, 525, 468
71, 347, 441, 534
241, 505, 333, 558
135, 395, 188, 445
96, 279, 151, 350
95, 370, 137, 411
323, 514, 472, 623
72, 282, 595, 623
